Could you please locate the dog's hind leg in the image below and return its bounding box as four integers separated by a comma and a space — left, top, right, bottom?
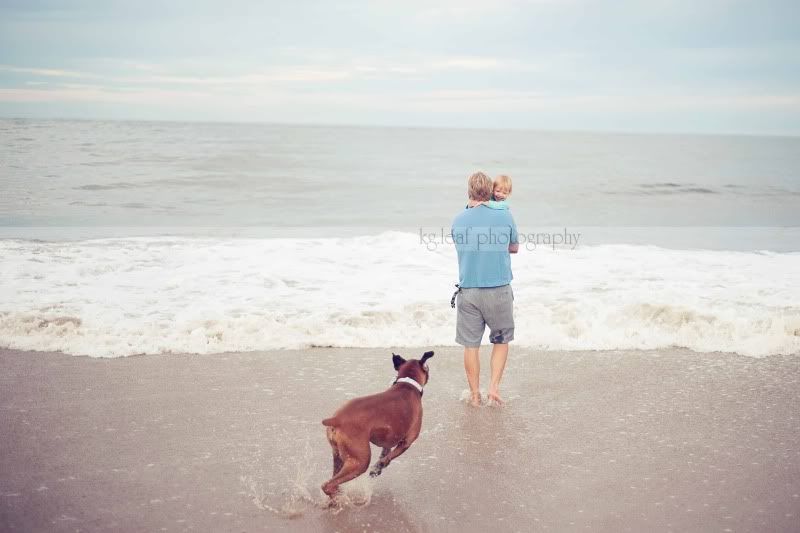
369, 447, 391, 477
321, 440, 371, 498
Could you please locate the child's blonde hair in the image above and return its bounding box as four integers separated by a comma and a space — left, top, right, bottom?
494, 174, 512, 194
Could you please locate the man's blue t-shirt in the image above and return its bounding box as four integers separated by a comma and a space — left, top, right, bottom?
451, 205, 518, 288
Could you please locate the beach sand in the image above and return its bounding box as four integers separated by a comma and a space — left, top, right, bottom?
1, 346, 798, 532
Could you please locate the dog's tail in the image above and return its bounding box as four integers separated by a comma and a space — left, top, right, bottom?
321, 417, 338, 427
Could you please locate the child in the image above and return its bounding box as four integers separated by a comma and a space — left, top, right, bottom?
467, 174, 512, 209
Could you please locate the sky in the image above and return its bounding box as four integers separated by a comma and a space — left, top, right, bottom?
0, 0, 799, 135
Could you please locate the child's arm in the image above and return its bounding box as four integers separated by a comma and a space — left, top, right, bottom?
467, 200, 509, 209
485, 200, 509, 210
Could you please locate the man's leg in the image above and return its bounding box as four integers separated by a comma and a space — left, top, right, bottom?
464, 346, 481, 406
456, 288, 485, 407
485, 284, 514, 406
488, 343, 508, 405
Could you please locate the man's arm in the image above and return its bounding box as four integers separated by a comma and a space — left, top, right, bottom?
509, 214, 519, 253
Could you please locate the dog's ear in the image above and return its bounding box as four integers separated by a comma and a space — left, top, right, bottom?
392, 352, 406, 370
420, 351, 434, 365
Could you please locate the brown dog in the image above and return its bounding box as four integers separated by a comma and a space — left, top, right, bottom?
321, 350, 434, 497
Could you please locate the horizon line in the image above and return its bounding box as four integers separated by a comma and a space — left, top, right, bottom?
1, 113, 798, 140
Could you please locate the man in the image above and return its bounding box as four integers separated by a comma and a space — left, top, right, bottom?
451, 172, 519, 407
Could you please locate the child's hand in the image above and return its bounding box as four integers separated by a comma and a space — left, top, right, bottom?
467, 200, 487, 208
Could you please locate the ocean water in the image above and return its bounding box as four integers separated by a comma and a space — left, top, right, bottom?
1, 118, 799, 357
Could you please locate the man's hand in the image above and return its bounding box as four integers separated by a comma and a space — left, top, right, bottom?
509, 243, 519, 254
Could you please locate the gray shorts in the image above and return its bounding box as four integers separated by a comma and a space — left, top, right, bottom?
455, 284, 515, 347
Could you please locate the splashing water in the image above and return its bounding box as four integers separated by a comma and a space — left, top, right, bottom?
240, 439, 323, 518
240, 437, 377, 518
459, 389, 512, 407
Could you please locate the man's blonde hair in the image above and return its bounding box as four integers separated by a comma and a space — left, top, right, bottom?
468, 172, 493, 201
494, 174, 513, 194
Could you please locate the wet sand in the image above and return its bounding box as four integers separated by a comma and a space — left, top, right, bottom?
1, 346, 799, 532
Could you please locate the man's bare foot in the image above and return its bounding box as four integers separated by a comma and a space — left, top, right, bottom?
469, 391, 482, 407
487, 391, 505, 406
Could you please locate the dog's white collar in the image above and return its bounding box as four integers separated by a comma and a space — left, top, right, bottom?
394, 376, 424, 394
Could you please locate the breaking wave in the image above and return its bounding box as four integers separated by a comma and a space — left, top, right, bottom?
1, 233, 798, 357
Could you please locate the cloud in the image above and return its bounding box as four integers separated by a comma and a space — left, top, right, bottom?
0, 85, 215, 106
404, 0, 576, 23
0, 64, 97, 79
0, 53, 533, 89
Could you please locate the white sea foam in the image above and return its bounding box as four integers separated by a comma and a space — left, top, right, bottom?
0, 232, 798, 358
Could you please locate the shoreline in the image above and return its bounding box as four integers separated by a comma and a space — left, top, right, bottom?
2, 346, 799, 532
